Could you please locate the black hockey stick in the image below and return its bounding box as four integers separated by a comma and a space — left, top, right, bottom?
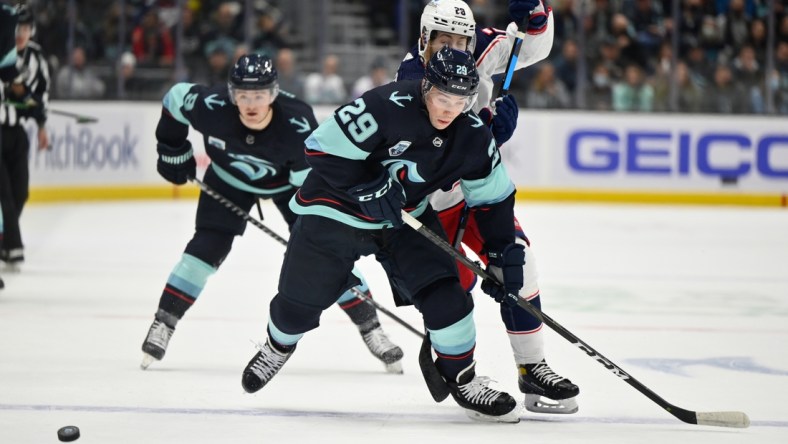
188, 176, 424, 338
2, 100, 98, 124
401, 210, 750, 428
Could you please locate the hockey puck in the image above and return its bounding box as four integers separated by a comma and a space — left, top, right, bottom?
57, 425, 80, 442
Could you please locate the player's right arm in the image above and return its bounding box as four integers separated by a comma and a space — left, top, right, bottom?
155, 82, 200, 184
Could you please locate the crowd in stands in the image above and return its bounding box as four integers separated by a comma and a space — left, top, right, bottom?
25, 0, 788, 114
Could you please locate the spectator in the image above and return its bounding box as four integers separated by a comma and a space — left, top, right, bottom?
251, 7, 292, 56
55, 46, 106, 99
586, 62, 614, 111
612, 63, 654, 111
350, 57, 391, 99
699, 64, 750, 114
131, 9, 175, 67
553, 39, 579, 95
654, 61, 702, 113
192, 38, 235, 86
304, 54, 346, 105
275, 48, 305, 98
106, 52, 148, 100
525, 62, 572, 109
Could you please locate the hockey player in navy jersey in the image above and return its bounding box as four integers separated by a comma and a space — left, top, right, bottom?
241, 47, 523, 423
396, 0, 579, 414
140, 54, 403, 373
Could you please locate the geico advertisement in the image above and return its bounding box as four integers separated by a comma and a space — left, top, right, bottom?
27, 104, 788, 193
506, 111, 788, 191
26, 102, 160, 186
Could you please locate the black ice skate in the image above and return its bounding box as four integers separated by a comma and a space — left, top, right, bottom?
360, 321, 404, 374
518, 359, 580, 414
447, 362, 520, 423
140, 311, 177, 370
241, 339, 295, 393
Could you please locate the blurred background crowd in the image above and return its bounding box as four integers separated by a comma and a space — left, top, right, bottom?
14, 0, 788, 114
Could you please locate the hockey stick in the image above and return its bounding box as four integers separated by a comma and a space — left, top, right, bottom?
401, 210, 750, 428
2, 100, 98, 123
452, 21, 526, 250
188, 176, 424, 339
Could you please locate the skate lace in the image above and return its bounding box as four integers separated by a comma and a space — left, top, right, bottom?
530, 361, 564, 386
459, 376, 503, 406
249, 342, 289, 380
147, 320, 173, 348
362, 327, 396, 356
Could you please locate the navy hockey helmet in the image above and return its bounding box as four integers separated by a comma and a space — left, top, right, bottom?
228, 53, 279, 105
423, 47, 479, 112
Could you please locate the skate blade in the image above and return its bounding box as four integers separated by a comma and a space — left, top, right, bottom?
384, 360, 403, 374
140, 353, 157, 370
524, 393, 579, 414
464, 406, 521, 423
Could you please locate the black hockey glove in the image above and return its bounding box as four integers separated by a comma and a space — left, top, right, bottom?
491, 95, 518, 146
156, 140, 196, 185
481, 243, 525, 307
348, 173, 405, 228
509, 0, 541, 24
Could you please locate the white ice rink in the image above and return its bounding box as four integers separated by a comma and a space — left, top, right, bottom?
1, 199, 786, 443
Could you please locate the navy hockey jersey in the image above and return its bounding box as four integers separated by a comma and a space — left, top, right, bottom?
160, 84, 317, 195
292, 80, 517, 251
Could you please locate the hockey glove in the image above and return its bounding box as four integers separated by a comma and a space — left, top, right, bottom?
490, 95, 518, 146
509, 0, 541, 24
348, 173, 405, 228
157, 140, 196, 185
481, 243, 525, 307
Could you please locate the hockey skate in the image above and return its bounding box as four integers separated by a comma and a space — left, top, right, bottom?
1, 248, 24, 272
140, 317, 175, 370
241, 339, 295, 393
518, 359, 579, 414
447, 362, 521, 423
360, 322, 404, 374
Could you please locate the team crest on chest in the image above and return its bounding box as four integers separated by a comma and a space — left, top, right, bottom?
388, 140, 412, 157
246, 134, 255, 145
432, 137, 444, 148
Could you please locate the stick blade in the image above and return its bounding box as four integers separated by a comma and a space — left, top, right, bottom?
695, 411, 750, 428
418, 333, 450, 402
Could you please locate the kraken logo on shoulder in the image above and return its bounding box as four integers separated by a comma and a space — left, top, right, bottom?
228, 153, 279, 180
389, 91, 413, 108
388, 140, 412, 157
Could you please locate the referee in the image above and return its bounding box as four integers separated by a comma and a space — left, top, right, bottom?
1, 4, 50, 271
0, 3, 20, 288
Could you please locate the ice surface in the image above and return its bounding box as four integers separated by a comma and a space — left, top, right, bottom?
1, 200, 786, 443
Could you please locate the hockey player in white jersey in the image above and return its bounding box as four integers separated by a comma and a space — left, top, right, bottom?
396, 0, 579, 414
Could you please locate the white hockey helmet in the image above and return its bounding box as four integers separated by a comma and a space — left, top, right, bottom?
418, 0, 476, 58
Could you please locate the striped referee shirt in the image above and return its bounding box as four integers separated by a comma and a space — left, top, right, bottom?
1, 40, 49, 127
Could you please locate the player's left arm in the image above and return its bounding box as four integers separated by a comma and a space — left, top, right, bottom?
287, 107, 319, 188
459, 133, 517, 253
